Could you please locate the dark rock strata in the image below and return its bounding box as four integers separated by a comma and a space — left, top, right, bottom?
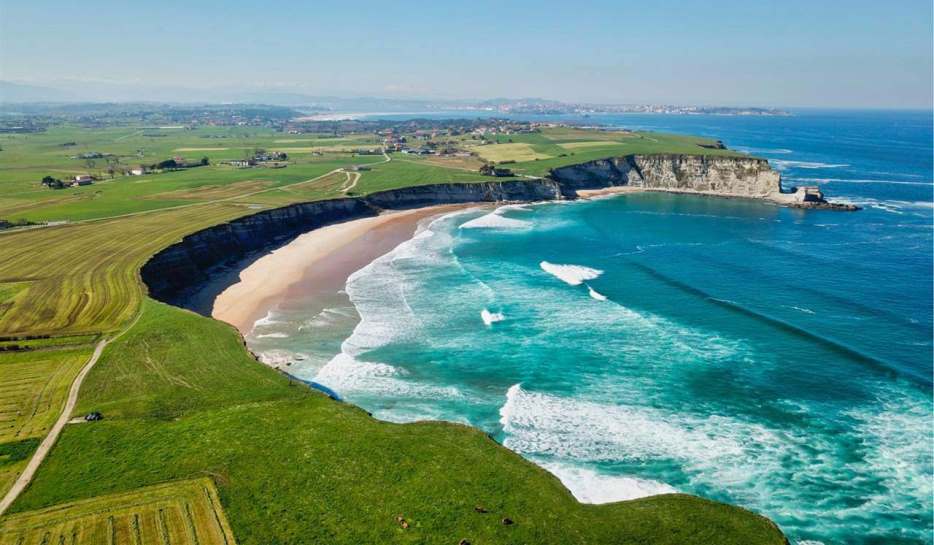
142, 180, 564, 310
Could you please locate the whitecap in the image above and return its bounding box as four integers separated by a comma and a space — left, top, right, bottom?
460, 212, 531, 229
481, 308, 505, 325
785, 176, 932, 187
772, 160, 849, 171
540, 261, 603, 286
587, 285, 608, 301
256, 332, 289, 339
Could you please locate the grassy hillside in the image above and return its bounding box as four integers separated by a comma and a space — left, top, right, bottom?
11, 301, 785, 545
0, 123, 784, 544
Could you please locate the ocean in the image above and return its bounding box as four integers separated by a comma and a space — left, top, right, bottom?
247, 110, 933, 545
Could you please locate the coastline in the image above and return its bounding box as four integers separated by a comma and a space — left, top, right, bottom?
212, 204, 476, 335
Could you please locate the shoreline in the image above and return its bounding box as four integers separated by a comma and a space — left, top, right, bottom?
212, 203, 477, 335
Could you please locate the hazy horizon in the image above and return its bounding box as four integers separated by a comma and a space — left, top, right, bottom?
1, 0, 932, 109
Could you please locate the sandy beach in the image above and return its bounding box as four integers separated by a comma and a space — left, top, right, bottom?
575, 186, 643, 199
212, 204, 474, 334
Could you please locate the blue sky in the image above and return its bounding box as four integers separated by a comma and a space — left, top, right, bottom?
1, 0, 931, 107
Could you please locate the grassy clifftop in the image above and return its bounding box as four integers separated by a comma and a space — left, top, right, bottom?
10, 300, 786, 544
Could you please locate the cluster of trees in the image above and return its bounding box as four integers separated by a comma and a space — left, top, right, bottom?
478, 164, 514, 177
150, 156, 209, 170
40, 175, 66, 189
0, 218, 35, 230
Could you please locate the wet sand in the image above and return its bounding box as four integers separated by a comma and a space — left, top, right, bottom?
212, 204, 474, 334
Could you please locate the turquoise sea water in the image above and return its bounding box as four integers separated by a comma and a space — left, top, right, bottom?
248, 110, 933, 545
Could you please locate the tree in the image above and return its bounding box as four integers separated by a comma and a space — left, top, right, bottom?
200, 156, 209, 166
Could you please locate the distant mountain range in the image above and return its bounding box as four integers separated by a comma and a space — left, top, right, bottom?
0, 81, 788, 116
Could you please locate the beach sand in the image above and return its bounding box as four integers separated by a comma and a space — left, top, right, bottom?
575, 186, 643, 199
212, 204, 474, 334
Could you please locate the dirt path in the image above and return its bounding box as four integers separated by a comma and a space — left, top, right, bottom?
0, 314, 140, 515
340, 171, 361, 193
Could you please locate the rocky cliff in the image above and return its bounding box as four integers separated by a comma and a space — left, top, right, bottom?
142, 180, 564, 309
550, 154, 781, 197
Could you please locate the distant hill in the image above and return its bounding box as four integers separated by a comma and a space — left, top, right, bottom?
0, 81, 78, 103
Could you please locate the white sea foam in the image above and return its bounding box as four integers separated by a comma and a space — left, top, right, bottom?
252, 310, 280, 327
312, 212, 470, 404
460, 212, 531, 229
499, 382, 934, 542
542, 462, 677, 503
845, 386, 934, 517
772, 160, 849, 171
587, 285, 608, 301
831, 197, 933, 216
481, 308, 505, 325
499, 384, 776, 466
735, 146, 794, 155
498, 203, 533, 212
315, 353, 462, 400
256, 332, 289, 339
539, 261, 603, 286
299, 306, 358, 330
785, 176, 933, 187
257, 349, 305, 367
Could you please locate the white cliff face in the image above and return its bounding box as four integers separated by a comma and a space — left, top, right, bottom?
550, 154, 782, 198
628, 155, 781, 197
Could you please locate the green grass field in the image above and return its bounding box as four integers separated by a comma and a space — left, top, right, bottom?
0, 346, 93, 443
0, 477, 237, 545
0, 124, 783, 544
467, 127, 742, 176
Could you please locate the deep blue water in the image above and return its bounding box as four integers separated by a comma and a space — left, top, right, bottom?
249, 110, 933, 545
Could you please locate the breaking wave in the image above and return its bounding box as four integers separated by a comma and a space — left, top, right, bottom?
540, 261, 603, 286
481, 308, 505, 325
460, 209, 532, 229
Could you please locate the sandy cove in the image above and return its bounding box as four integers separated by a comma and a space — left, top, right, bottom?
212, 204, 473, 334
